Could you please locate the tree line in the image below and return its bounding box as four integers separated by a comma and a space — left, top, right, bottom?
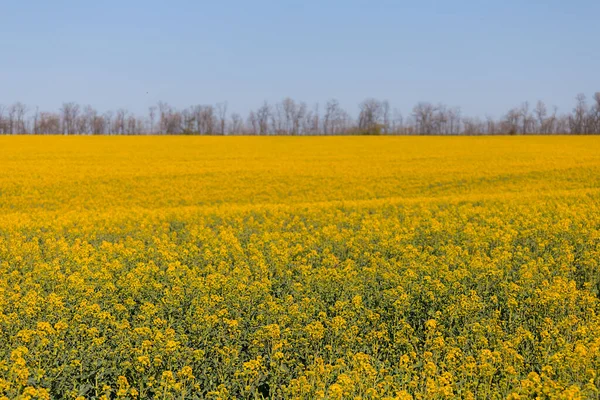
1, 93, 599, 135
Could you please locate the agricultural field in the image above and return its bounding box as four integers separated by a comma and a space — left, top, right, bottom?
1, 136, 600, 399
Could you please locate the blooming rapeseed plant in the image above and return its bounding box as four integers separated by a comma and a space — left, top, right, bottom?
0, 136, 599, 398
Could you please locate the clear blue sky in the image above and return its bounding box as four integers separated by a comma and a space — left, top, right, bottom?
1, 0, 599, 118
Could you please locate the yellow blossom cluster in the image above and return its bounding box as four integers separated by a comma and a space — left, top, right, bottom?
0, 136, 599, 399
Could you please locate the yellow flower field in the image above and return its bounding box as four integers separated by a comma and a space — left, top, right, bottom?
0, 136, 599, 399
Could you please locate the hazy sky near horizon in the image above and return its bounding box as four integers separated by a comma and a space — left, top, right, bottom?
1, 0, 599, 117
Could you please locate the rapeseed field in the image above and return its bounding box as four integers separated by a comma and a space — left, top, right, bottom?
0, 136, 599, 399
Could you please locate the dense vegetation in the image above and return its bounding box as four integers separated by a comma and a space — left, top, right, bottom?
1, 136, 599, 399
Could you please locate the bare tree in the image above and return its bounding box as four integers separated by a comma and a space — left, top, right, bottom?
359, 98, 384, 134
382, 100, 391, 134
484, 116, 495, 135
7, 102, 28, 134
32, 107, 40, 134
323, 99, 350, 135
216, 102, 228, 135
247, 111, 258, 135
548, 106, 558, 134
281, 98, 294, 134
535, 101, 547, 134
391, 109, 404, 134
448, 107, 461, 135
91, 112, 107, 135
293, 101, 307, 135
197, 105, 216, 135
271, 101, 285, 134
0, 105, 6, 134
16, 103, 28, 133
103, 111, 114, 135
181, 107, 195, 134
113, 109, 128, 135
60, 102, 80, 135
412, 102, 437, 134
556, 114, 570, 134
256, 102, 270, 135
229, 112, 244, 134
5, 91, 600, 136
462, 117, 484, 135
592, 92, 600, 134
570, 94, 588, 134
75, 107, 90, 134
501, 107, 521, 135
323, 99, 336, 135
78, 105, 98, 135
148, 106, 157, 134
37, 112, 61, 134
7, 106, 15, 134
302, 107, 315, 135
519, 102, 535, 134
302, 103, 320, 135
158, 102, 182, 134
433, 103, 447, 134
312, 103, 320, 135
